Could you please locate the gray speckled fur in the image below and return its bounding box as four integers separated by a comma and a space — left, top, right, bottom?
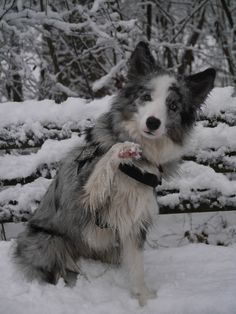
14, 42, 215, 301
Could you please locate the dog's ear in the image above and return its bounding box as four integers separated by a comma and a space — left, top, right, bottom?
185, 68, 216, 106
127, 41, 156, 79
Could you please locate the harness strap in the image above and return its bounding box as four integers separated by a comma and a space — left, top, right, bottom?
118, 163, 161, 188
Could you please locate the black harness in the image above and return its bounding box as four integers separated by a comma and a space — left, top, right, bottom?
119, 163, 161, 188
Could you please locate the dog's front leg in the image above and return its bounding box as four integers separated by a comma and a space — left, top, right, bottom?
83, 142, 141, 211
122, 236, 157, 306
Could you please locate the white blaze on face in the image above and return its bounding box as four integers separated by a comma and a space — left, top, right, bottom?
138, 75, 176, 139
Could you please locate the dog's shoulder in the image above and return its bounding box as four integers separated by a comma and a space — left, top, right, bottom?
60, 143, 102, 175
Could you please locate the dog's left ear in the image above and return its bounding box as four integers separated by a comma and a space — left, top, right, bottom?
127, 41, 156, 79
185, 68, 216, 106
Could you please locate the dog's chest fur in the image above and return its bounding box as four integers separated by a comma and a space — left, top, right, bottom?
83, 165, 159, 252
109, 167, 159, 236
81, 143, 165, 251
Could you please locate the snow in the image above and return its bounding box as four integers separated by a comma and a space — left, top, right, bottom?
151, 211, 236, 247
0, 135, 83, 180
90, 0, 107, 13
0, 241, 235, 314
158, 161, 236, 209
0, 96, 112, 128
201, 86, 236, 121
185, 123, 236, 160
0, 178, 51, 221
92, 60, 125, 92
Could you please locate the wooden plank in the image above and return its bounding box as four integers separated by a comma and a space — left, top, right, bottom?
159, 203, 236, 215
1, 191, 235, 223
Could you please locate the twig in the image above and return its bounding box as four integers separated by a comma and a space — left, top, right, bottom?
153, 0, 175, 25
0, 0, 15, 21
170, 0, 209, 42
1, 223, 7, 240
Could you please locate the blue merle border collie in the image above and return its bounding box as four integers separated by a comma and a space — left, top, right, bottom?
15, 42, 215, 306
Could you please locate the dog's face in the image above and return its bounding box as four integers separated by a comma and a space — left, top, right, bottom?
115, 42, 216, 145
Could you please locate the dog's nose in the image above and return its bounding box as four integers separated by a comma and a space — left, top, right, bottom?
146, 116, 161, 131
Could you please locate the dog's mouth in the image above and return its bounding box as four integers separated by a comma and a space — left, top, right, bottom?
144, 130, 155, 136
142, 130, 158, 139
142, 129, 164, 139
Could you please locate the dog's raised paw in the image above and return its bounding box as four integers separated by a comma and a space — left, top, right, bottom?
117, 142, 142, 159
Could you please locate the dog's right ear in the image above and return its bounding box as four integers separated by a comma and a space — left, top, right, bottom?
185, 68, 216, 107
127, 42, 156, 79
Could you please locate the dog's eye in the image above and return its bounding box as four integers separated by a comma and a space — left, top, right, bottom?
169, 102, 178, 111
141, 94, 152, 102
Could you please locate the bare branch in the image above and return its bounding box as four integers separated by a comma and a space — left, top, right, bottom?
0, 0, 15, 21
170, 0, 209, 42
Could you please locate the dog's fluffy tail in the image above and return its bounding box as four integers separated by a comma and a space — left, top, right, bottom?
14, 226, 69, 284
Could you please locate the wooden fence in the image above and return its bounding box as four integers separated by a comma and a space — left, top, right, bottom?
0, 89, 235, 228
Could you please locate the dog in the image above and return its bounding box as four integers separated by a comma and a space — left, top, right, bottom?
14, 42, 215, 306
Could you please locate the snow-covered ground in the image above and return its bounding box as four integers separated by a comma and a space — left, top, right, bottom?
1, 211, 236, 313
0, 240, 235, 314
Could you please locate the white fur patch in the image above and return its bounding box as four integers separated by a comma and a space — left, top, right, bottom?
121, 121, 183, 166
82, 142, 159, 244
138, 75, 176, 139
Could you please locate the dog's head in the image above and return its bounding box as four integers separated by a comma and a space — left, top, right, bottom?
114, 42, 216, 145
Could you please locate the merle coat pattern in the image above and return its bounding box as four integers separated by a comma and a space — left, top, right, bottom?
15, 42, 215, 306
